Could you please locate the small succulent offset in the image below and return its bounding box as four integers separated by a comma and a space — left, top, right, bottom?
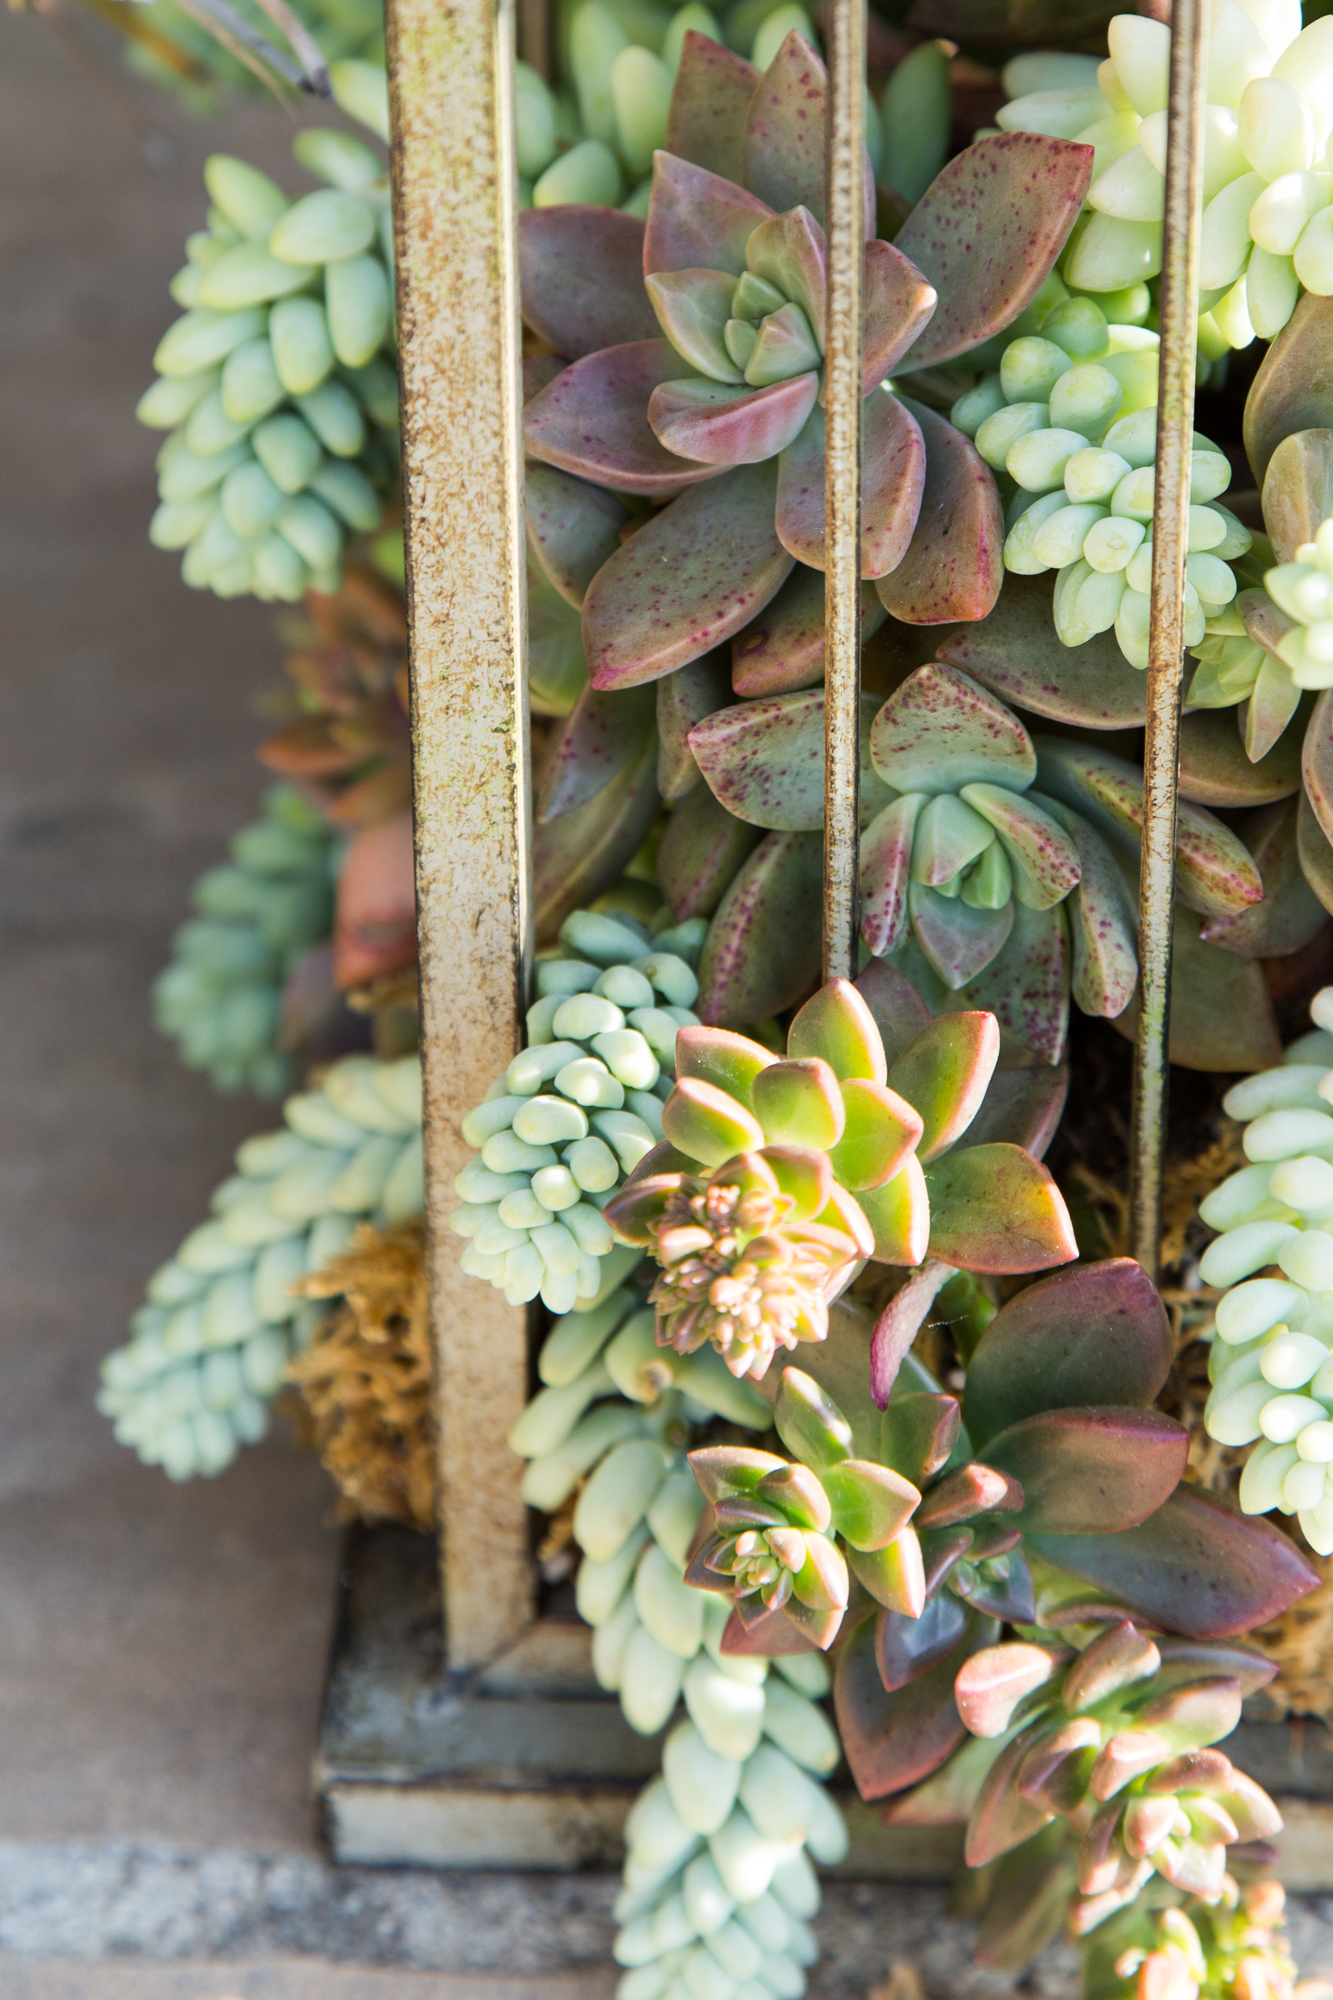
605, 977, 1077, 1380
1091, 1877, 1300, 2000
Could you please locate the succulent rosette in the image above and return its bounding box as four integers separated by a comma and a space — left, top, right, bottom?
1091, 1879, 1300, 2000
520, 30, 1094, 693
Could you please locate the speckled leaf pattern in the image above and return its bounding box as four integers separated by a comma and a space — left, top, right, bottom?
689, 687, 892, 830
731, 565, 887, 697
519, 207, 660, 358
870, 663, 1036, 797
874, 400, 1003, 625
924, 1143, 1076, 1274
893, 135, 1093, 370
1298, 787, 1333, 916
1176, 708, 1301, 808
648, 371, 820, 465
656, 649, 732, 799
1244, 293, 1333, 487
644, 154, 774, 278
909, 879, 1015, 990
958, 785, 1081, 911
582, 459, 794, 688
524, 463, 630, 609
1200, 798, 1328, 959
742, 31, 874, 234
776, 392, 926, 579
860, 793, 924, 957
536, 681, 657, 824
533, 732, 661, 943
1262, 428, 1333, 564
695, 827, 823, 1025
862, 240, 938, 390
523, 339, 724, 497
853, 959, 932, 1067
938, 574, 1147, 730
1111, 904, 1280, 1072
1039, 795, 1137, 1020
1302, 688, 1333, 849
664, 32, 758, 185
659, 781, 762, 920
523, 353, 566, 403
948, 901, 1070, 1067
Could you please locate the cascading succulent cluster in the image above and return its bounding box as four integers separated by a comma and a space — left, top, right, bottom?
138, 133, 397, 603
1091, 1876, 1301, 2000
98, 1053, 422, 1479
153, 785, 337, 1096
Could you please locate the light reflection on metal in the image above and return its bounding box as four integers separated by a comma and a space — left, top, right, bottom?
385, 0, 535, 1668
822, 0, 865, 983
1130, 0, 1209, 1283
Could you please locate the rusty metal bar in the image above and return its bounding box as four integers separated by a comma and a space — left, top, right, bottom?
1129, 0, 1209, 1282
386, 0, 535, 1669
822, 0, 865, 982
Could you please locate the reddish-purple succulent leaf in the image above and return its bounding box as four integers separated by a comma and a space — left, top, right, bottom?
664, 32, 758, 186
746, 206, 828, 349
945, 901, 1070, 1067
877, 1592, 969, 1693
696, 827, 823, 1025
732, 566, 888, 697
871, 662, 1036, 796
980, 1408, 1188, 1535
523, 353, 567, 403
869, 1259, 953, 1408
1303, 688, 1333, 850
959, 786, 1082, 912
874, 400, 1004, 624
860, 794, 923, 959
938, 572, 1147, 730
886, 1010, 1000, 1162
1262, 428, 1333, 563
1038, 796, 1138, 1021
519, 207, 660, 358
909, 880, 1015, 989
1177, 709, 1301, 809
1029, 1486, 1322, 1639
1243, 291, 1333, 487
1112, 901, 1282, 1073
583, 459, 794, 689
646, 268, 746, 383
1298, 787, 1333, 917
916, 1462, 1021, 1530
525, 463, 630, 610
835, 1608, 999, 1800
854, 958, 933, 1066
964, 1723, 1059, 1866
720, 1601, 822, 1655
963, 1063, 1068, 1162
776, 391, 927, 579
976, 1847, 1079, 1973
533, 732, 660, 943
1201, 797, 1328, 959
743, 30, 874, 235
690, 687, 891, 830
649, 371, 820, 466
955, 1551, 1038, 1625
920, 1525, 976, 1596
955, 1640, 1069, 1739
925, 1143, 1077, 1274
893, 134, 1093, 370
880, 1389, 961, 1487
1151, 1636, 1278, 1700
657, 649, 733, 801
964, 1259, 1171, 1450
863, 239, 938, 390
644, 152, 774, 278
604, 1170, 681, 1243
536, 682, 657, 825
659, 779, 762, 921
524, 339, 723, 497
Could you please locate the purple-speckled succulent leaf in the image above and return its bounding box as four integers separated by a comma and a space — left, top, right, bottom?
1200, 797, 1328, 959
893, 134, 1093, 371
939, 574, 1147, 729
533, 731, 660, 943
835, 1607, 999, 1800
644, 152, 774, 278
857, 1153, 931, 1264
870, 663, 1036, 796
519, 207, 660, 358
887, 1010, 1000, 1162
946, 901, 1070, 1067
874, 400, 1004, 625
524, 339, 723, 497
1035, 738, 1264, 920
925, 1143, 1077, 1273
1298, 787, 1333, 916
648, 372, 820, 465
964, 1064, 1068, 1162
1038, 795, 1138, 1020
877, 1593, 969, 1693
1262, 427, 1333, 564
657, 649, 732, 800
981, 1409, 1187, 1534
523, 353, 566, 403
582, 458, 793, 689
696, 827, 823, 1025
863, 239, 938, 390
1303, 688, 1333, 850
689, 686, 891, 830
536, 681, 657, 825
964, 1259, 1171, 1449
664, 32, 758, 186
1244, 293, 1333, 488
959, 785, 1082, 912
745, 206, 828, 349
860, 793, 924, 959
854, 959, 933, 1066
1244, 655, 1305, 767
660, 783, 764, 920
731, 565, 888, 697
1029, 1487, 1321, 1639
776, 391, 926, 578
645, 268, 746, 383
525, 463, 630, 610
1177, 709, 1301, 809
1112, 902, 1281, 1072
743, 30, 874, 235
910, 881, 1015, 990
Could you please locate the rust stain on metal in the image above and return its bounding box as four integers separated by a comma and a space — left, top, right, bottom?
386, 0, 534, 1669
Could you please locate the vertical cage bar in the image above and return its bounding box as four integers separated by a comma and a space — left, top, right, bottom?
823, 0, 865, 982
386, 0, 535, 1668
1129, 0, 1208, 1282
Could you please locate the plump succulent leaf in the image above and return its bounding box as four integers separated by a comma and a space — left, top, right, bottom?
524, 339, 726, 496
689, 688, 893, 830
696, 828, 822, 1025
1176, 710, 1301, 810
960, 785, 1081, 911
1200, 797, 1328, 959
645, 151, 774, 277
1303, 687, 1333, 850
877, 1591, 969, 1693
963, 1722, 1059, 1866
674, 1022, 774, 1104
649, 371, 822, 465
743, 30, 874, 233
980, 1408, 1188, 1534
962, 1063, 1069, 1160
859, 793, 922, 960
909, 882, 1015, 990
532, 733, 660, 942
659, 782, 761, 919
1040, 797, 1138, 1021
885, 1011, 999, 1162
525, 464, 630, 610
923, 1141, 1075, 1273
657, 650, 732, 802
952, 901, 1072, 1066
871, 663, 1037, 796
731, 565, 888, 697
536, 682, 657, 824
1244, 291, 1333, 488
518, 207, 660, 359
776, 393, 928, 580
1111, 902, 1281, 1072
854, 959, 933, 1066
789, 976, 890, 1084
827, 1079, 924, 1191
823, 1458, 921, 1551
864, 241, 939, 388
835, 1607, 999, 1799
873, 401, 1004, 625
955, 1640, 1069, 1740
1262, 427, 1333, 564
881, 1389, 961, 1489
664, 31, 756, 184
858, 1154, 931, 1267
938, 573, 1147, 730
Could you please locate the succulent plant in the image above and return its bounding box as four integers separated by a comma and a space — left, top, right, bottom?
138, 137, 398, 603
104, 0, 385, 110
996, 6, 1333, 345
450, 907, 709, 1314
520, 30, 1094, 691
153, 785, 337, 1096
1088, 1876, 1300, 2000
99, 1052, 422, 1479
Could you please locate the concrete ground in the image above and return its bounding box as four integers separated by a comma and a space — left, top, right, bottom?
1, 10, 1331, 1997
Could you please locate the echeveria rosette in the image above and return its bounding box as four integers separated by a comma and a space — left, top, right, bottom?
520, 29, 1094, 692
